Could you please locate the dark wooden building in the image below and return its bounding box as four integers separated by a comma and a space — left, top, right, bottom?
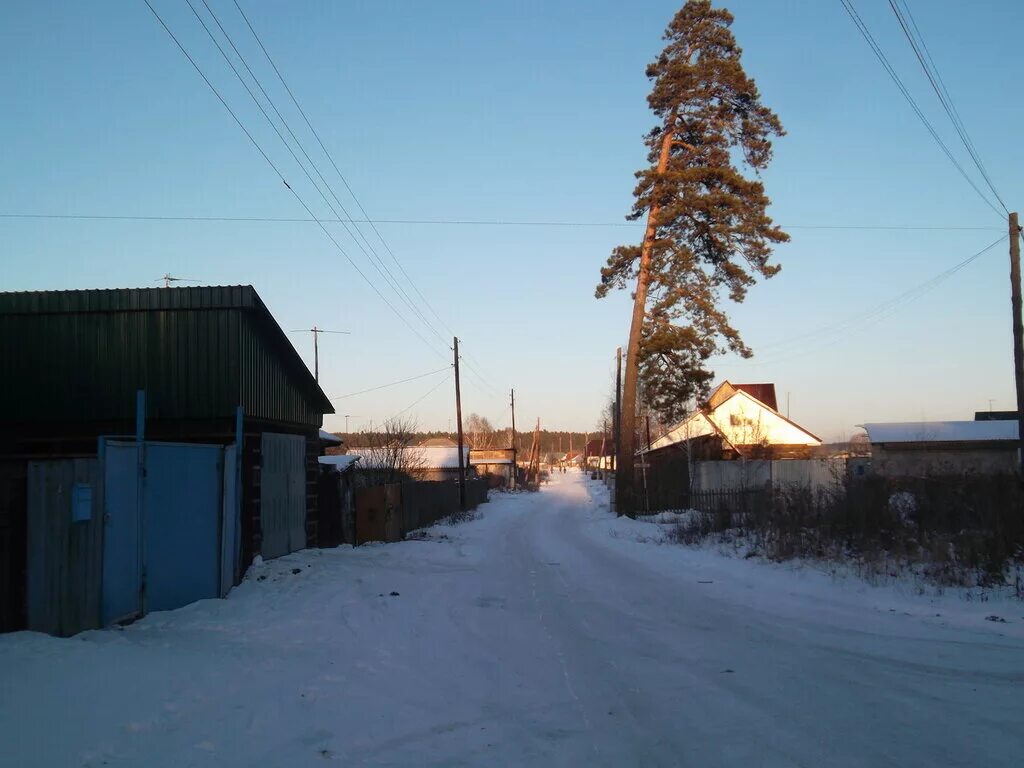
0, 285, 333, 633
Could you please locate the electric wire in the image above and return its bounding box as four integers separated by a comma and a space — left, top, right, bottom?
888, 0, 1008, 214
197, 0, 448, 347
142, 0, 447, 360
181, 0, 451, 354
838, 0, 1003, 219
0, 212, 1004, 231
328, 366, 452, 401
388, 373, 453, 421
746, 234, 1006, 364
230, 0, 458, 340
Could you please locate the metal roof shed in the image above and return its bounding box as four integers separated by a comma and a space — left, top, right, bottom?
0, 285, 332, 433
0, 286, 336, 633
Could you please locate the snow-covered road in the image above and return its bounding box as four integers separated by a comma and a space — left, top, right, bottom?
2, 471, 1022, 767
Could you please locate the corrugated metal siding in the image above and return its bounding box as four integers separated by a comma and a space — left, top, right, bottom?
239, 316, 322, 425
1, 285, 331, 426
26, 459, 102, 636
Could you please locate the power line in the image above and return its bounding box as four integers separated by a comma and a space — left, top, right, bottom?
388, 373, 453, 421
838, 0, 1003, 219
228, 0, 457, 342
887, 0, 1008, 214
0, 212, 1003, 231
328, 365, 452, 401
747, 234, 1006, 363
181, 0, 451, 354
141, 0, 448, 361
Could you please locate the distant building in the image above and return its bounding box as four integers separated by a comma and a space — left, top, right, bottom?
649, 381, 821, 460
861, 421, 1019, 476
348, 444, 472, 483
470, 448, 516, 487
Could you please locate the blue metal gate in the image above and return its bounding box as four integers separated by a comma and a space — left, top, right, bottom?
101, 440, 224, 624
102, 441, 142, 625
143, 443, 222, 613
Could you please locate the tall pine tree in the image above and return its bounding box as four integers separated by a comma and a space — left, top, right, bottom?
597, 0, 787, 515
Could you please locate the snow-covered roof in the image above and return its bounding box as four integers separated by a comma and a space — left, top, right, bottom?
319, 428, 343, 444
318, 454, 360, 471
862, 421, 1019, 444
470, 456, 513, 465
346, 445, 469, 469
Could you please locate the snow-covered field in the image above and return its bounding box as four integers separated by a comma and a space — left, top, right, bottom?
2, 472, 1022, 767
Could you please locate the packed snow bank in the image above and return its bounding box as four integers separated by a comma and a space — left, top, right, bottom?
2, 471, 1022, 767
583, 477, 1024, 638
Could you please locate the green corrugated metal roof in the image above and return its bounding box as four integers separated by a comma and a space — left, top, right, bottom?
1, 285, 334, 423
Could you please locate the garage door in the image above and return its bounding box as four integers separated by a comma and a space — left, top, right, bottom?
260, 433, 307, 559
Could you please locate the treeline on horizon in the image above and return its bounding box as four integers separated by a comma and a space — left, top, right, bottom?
328, 429, 608, 456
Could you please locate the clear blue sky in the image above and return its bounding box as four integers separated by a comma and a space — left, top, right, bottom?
2, 1, 1023, 439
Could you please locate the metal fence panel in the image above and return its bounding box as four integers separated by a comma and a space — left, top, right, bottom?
260, 432, 307, 558
26, 458, 102, 636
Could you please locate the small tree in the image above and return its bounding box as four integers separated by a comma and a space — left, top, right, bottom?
596, 0, 787, 515
358, 416, 425, 484
465, 413, 497, 450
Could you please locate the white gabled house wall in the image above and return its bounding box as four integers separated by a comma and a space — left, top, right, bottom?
649, 383, 821, 453
711, 390, 820, 447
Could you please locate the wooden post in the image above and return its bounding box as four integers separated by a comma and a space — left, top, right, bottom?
453, 337, 466, 510
599, 421, 608, 483
312, 326, 320, 383
1010, 213, 1024, 475
614, 346, 622, 488
510, 388, 517, 490
534, 418, 541, 482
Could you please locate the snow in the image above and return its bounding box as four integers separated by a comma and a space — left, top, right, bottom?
318, 428, 343, 444
346, 444, 468, 469
2, 472, 1022, 767
863, 420, 1019, 443
317, 454, 360, 471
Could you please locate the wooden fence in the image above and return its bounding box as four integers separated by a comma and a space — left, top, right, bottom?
342, 479, 488, 545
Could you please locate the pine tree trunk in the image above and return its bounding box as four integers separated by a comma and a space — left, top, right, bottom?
618, 125, 674, 517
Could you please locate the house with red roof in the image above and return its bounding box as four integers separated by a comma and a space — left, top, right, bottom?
648, 381, 821, 460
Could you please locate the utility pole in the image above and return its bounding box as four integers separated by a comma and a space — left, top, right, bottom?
510, 388, 517, 490
532, 418, 541, 482
599, 420, 608, 484
614, 346, 622, 481
290, 326, 349, 383
453, 337, 466, 511
643, 414, 652, 515
1009, 212, 1024, 475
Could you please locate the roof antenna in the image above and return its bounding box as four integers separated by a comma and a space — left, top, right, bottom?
158, 274, 201, 288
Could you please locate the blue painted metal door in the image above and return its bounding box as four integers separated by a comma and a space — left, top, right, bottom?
102, 441, 142, 625
143, 443, 222, 613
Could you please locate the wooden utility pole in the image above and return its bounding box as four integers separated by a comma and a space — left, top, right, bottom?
290, 326, 350, 383
533, 418, 541, 482
619, 124, 674, 516
614, 346, 622, 486
453, 337, 466, 511
510, 388, 517, 490
1009, 212, 1024, 475
599, 421, 608, 482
